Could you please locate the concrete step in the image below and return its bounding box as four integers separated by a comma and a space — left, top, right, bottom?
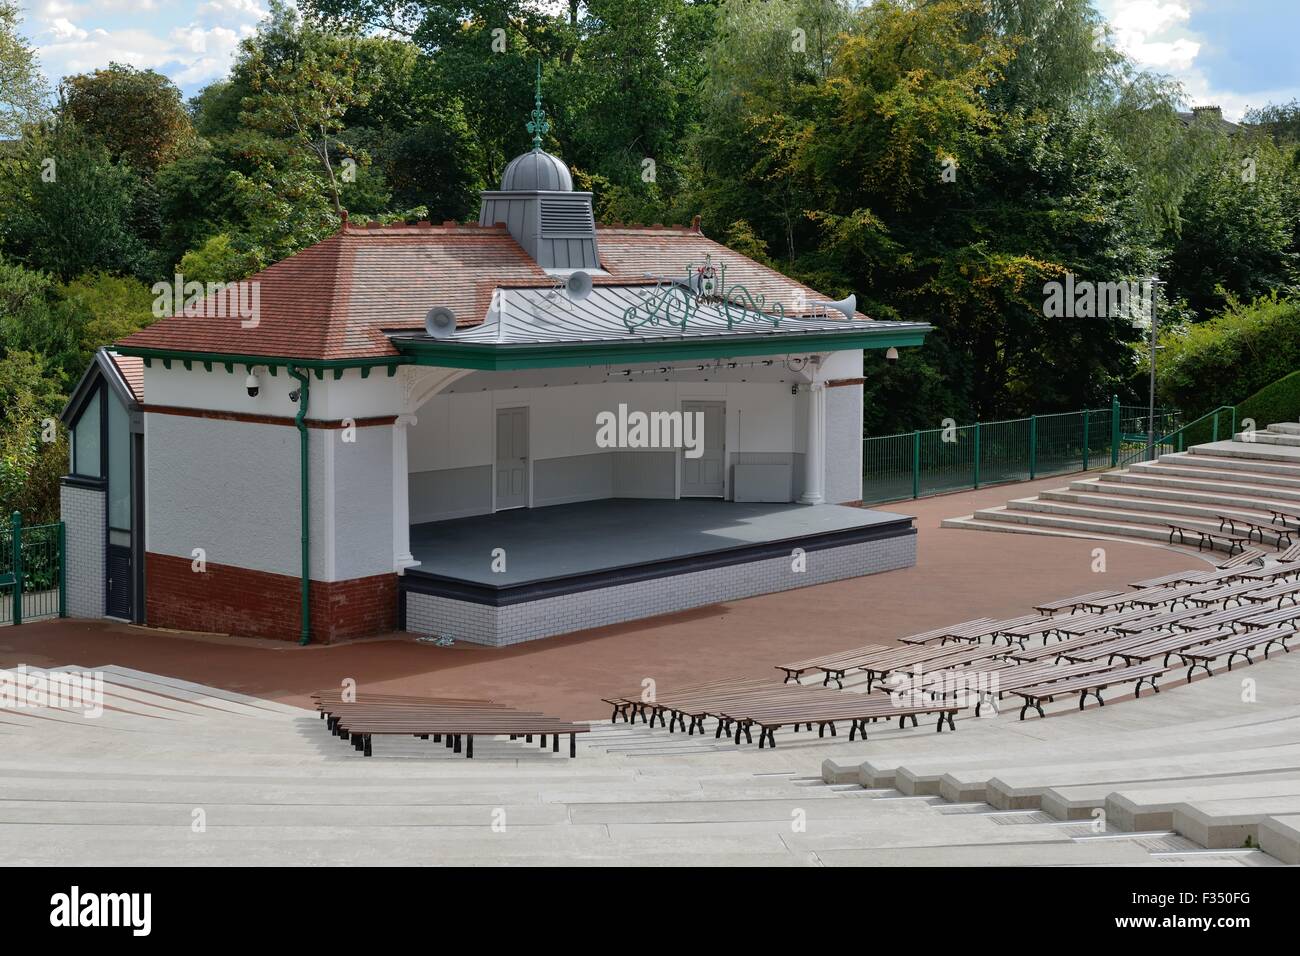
1236, 431, 1300, 447
1191, 441, 1300, 465
1159, 451, 1300, 479
1041, 769, 1300, 821
1000, 496, 1283, 548
1106, 776, 1300, 833
1040, 488, 1294, 543
972, 502, 1220, 549
1259, 813, 1300, 863
1099, 468, 1300, 501
1266, 423, 1300, 436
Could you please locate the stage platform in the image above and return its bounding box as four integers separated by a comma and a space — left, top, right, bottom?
400, 499, 916, 646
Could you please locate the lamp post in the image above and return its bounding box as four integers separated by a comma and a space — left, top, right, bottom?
1145, 276, 1165, 462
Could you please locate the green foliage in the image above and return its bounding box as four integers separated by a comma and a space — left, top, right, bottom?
1237, 371, 1300, 433
0, 0, 49, 137
1155, 294, 1300, 417
0, 349, 64, 522
1166, 136, 1300, 316
0, 124, 148, 280
59, 63, 194, 175
177, 234, 261, 284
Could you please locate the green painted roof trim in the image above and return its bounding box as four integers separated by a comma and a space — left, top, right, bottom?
117, 325, 930, 374
392, 328, 930, 370
119, 347, 412, 373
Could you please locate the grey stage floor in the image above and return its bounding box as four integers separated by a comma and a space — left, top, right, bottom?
408, 498, 907, 586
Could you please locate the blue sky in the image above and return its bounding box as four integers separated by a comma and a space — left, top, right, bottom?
16, 1, 1300, 118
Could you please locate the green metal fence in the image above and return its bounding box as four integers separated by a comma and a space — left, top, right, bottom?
863, 399, 1182, 505
0, 512, 66, 626
1117, 406, 1237, 468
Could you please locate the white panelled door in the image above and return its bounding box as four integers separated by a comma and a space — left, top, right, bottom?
495, 406, 530, 509
680, 401, 725, 497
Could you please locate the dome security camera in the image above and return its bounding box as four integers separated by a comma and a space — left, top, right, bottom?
245, 371, 260, 398
885, 347, 900, 365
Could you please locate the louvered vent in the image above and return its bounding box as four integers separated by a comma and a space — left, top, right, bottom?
540, 198, 594, 238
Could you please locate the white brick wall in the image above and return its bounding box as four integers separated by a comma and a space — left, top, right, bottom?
60, 484, 105, 619
406, 532, 916, 647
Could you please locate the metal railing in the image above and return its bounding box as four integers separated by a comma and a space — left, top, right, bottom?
1116, 406, 1236, 468
0, 512, 66, 625
862, 397, 1182, 505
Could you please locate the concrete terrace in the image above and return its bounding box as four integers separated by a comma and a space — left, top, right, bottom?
1, 651, 1297, 866
1, 475, 1204, 719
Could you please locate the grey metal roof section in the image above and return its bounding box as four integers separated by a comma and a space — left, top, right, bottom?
479, 147, 599, 270
479, 190, 600, 270
501, 148, 574, 191
408, 285, 929, 346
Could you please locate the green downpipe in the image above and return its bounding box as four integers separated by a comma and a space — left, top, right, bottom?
288, 367, 311, 645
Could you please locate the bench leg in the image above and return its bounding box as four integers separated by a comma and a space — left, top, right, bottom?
466, 735, 474, 759
363, 734, 372, 757
552, 734, 560, 753
453, 734, 462, 754
570, 732, 576, 758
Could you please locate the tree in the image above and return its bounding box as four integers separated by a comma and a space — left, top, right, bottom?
1166, 136, 1299, 316
0, 0, 48, 137
60, 63, 193, 175
238, 2, 372, 215
0, 124, 147, 280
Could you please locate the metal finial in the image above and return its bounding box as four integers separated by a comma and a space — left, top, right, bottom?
526, 61, 549, 150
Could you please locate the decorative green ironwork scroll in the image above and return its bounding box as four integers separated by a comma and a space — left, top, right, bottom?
526, 61, 550, 150
622, 254, 786, 332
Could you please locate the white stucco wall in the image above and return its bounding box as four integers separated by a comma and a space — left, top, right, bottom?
406, 377, 804, 520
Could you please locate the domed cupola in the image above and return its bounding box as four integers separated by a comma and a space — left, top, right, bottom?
477, 63, 600, 271
501, 149, 573, 192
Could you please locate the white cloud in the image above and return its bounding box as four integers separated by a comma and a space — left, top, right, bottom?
45, 17, 88, 42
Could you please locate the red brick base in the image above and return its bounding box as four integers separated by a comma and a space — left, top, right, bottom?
145, 552, 397, 643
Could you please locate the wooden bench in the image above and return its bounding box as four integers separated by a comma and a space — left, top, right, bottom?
1101, 626, 1237, 667
1177, 626, 1295, 679
1185, 580, 1268, 607
1170, 603, 1261, 633
775, 644, 890, 685
715, 696, 964, 749
1011, 661, 1168, 719
1032, 589, 1126, 616
1241, 578, 1300, 608
896, 618, 998, 645
1111, 605, 1217, 634
961, 659, 1121, 716
1130, 568, 1220, 589
1216, 546, 1267, 569
1240, 605, 1300, 631
1168, 523, 1248, 554
1276, 543, 1300, 562
315, 690, 590, 758
1267, 506, 1300, 529
1217, 515, 1294, 548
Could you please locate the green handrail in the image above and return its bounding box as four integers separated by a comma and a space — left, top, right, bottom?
1117, 405, 1237, 468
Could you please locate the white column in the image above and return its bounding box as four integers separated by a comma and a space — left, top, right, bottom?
393, 414, 419, 571
799, 382, 826, 504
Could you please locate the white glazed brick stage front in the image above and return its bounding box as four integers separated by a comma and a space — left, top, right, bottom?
405, 532, 916, 647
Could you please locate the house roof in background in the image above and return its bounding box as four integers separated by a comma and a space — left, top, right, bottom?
115, 222, 873, 363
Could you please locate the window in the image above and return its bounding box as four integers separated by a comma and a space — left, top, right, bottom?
108, 391, 131, 531
70, 387, 103, 478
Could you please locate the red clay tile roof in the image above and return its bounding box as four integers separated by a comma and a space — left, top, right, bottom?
107, 352, 144, 403
116, 221, 860, 361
